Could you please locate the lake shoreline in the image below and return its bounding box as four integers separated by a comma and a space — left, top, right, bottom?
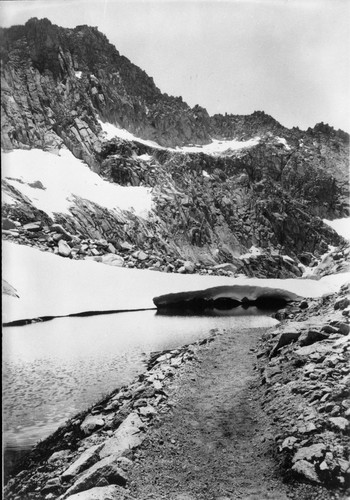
4, 282, 350, 500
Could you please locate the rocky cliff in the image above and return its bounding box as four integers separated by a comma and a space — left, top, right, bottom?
1, 18, 349, 277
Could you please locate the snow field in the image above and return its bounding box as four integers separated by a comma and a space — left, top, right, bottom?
98, 119, 260, 155
3, 241, 350, 324
2, 148, 153, 218
323, 218, 350, 241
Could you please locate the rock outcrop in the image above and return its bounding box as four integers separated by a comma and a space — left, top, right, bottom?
256, 282, 350, 488
1, 18, 349, 274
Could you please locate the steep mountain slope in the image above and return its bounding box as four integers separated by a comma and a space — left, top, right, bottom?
1, 18, 349, 278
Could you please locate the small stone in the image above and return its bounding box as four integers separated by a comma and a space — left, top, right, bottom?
299, 329, 328, 346
280, 436, 298, 450
270, 329, 301, 356
63, 484, 130, 499
298, 422, 317, 434
321, 325, 339, 334
137, 251, 148, 261
100, 253, 124, 267
329, 416, 349, 431
107, 243, 117, 254
23, 222, 42, 232
58, 239, 72, 257
337, 458, 350, 473
338, 323, 350, 335
138, 405, 156, 417
99, 413, 144, 459
2, 218, 17, 230
80, 415, 105, 435
292, 443, 326, 463
62, 444, 103, 479
48, 449, 71, 464
153, 380, 163, 391
319, 460, 329, 471
292, 460, 320, 483
42, 477, 62, 492
334, 298, 350, 310
183, 261, 195, 273
115, 456, 133, 472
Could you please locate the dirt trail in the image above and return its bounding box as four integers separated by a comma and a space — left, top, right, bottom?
129, 327, 291, 500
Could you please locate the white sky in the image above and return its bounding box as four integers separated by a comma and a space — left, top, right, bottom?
0, 0, 349, 132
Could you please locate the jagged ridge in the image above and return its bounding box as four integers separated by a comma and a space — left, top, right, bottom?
1, 18, 349, 276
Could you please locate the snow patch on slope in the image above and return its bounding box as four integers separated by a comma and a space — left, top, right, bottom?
98, 120, 163, 149
323, 218, 350, 241
2, 148, 153, 218
178, 137, 260, 154
98, 119, 260, 155
275, 137, 291, 150
240, 246, 263, 259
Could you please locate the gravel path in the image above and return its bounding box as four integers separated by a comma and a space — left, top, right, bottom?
129, 327, 291, 500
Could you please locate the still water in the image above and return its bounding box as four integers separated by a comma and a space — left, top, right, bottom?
3, 307, 277, 451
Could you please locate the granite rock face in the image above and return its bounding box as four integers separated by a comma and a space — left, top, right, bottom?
1, 17, 349, 274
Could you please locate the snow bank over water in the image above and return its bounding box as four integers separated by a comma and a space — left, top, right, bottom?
323, 218, 350, 240
3, 242, 350, 324
2, 149, 153, 218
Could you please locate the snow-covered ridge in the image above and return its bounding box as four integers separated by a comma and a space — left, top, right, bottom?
2, 148, 153, 219
98, 119, 260, 155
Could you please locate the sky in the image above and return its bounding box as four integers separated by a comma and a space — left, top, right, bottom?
0, 0, 349, 132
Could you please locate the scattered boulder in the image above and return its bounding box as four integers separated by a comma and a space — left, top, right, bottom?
213, 263, 238, 274
292, 460, 320, 483
23, 221, 42, 232
334, 297, 350, 311
64, 485, 133, 500
270, 329, 301, 356
62, 455, 128, 498
292, 443, 326, 463
48, 449, 72, 464
80, 415, 105, 436
338, 323, 350, 335
58, 240, 72, 257
298, 329, 329, 346
183, 261, 195, 273
2, 218, 17, 230
329, 417, 349, 431
42, 477, 62, 493
100, 254, 124, 267
99, 413, 144, 459
62, 444, 104, 480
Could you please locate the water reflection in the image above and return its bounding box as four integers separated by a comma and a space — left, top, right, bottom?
156, 305, 278, 317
